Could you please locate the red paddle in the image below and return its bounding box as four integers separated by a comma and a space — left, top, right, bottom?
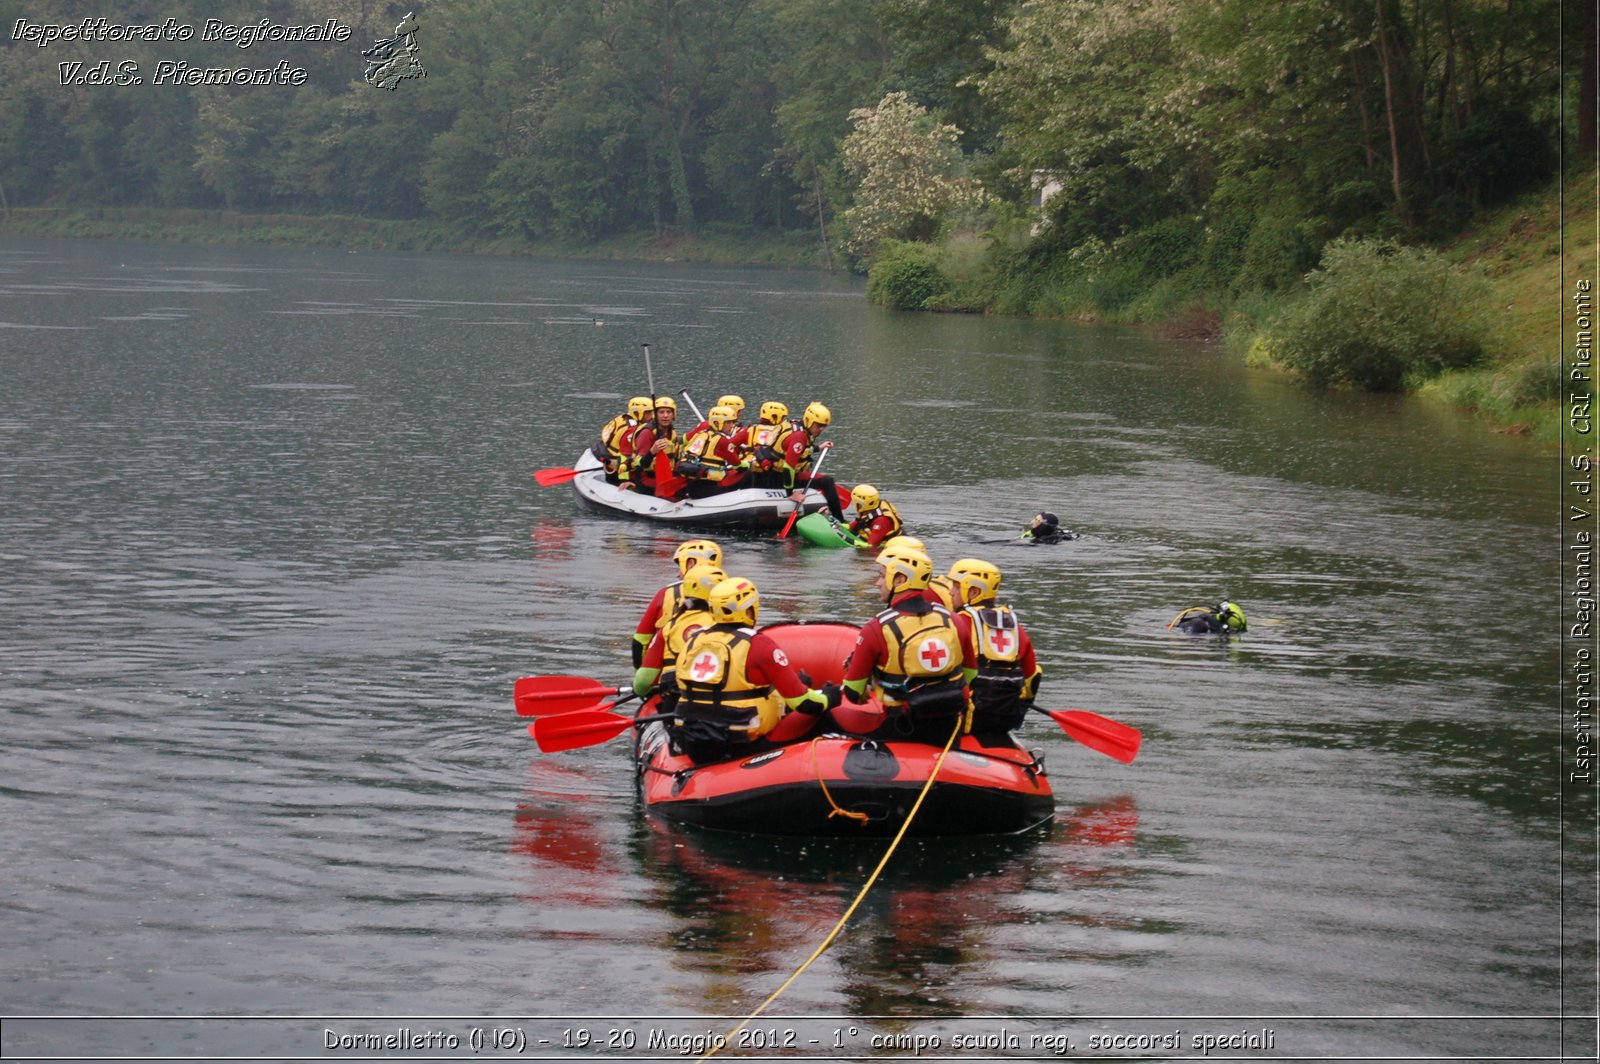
533, 466, 583, 486
652, 449, 688, 499
513, 675, 630, 716
530, 709, 675, 753
1038, 708, 1142, 763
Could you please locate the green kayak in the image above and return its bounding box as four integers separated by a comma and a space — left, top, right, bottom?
793, 511, 867, 549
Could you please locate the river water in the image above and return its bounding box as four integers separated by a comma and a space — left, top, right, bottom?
0, 237, 1590, 1062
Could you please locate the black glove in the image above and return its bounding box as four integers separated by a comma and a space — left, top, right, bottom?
819, 683, 843, 710
797, 669, 814, 687
631, 639, 644, 669
840, 683, 865, 704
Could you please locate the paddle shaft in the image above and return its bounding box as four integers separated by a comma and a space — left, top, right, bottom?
641, 342, 655, 397
776, 443, 831, 539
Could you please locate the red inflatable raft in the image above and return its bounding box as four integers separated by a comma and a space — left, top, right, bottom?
631, 621, 1055, 837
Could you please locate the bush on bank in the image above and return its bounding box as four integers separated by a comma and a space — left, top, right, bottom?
1254, 238, 1494, 392
865, 241, 946, 309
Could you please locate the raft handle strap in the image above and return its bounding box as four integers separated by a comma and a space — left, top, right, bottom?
810, 737, 870, 825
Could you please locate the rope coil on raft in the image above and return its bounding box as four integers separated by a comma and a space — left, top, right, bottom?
809, 735, 871, 825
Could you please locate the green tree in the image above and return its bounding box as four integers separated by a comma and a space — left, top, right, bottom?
193, 94, 284, 210
875, 0, 1018, 153
839, 90, 982, 258
577, 0, 764, 232
768, 0, 894, 261
977, 0, 1191, 246
865, 239, 945, 308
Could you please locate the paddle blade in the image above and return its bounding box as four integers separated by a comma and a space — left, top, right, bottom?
652, 451, 688, 499
775, 506, 801, 539
1047, 709, 1142, 764
530, 709, 638, 753
534, 466, 582, 487
513, 675, 628, 716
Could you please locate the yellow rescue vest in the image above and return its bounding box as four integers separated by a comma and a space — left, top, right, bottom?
599, 413, 632, 453
594, 413, 635, 469
661, 605, 713, 669
874, 601, 966, 714
674, 625, 782, 737
963, 604, 1030, 729
966, 605, 1023, 667
850, 500, 903, 539
680, 427, 731, 479
653, 581, 686, 640
749, 422, 787, 469
639, 425, 681, 464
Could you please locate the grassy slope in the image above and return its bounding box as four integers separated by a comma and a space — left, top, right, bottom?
1422, 167, 1597, 447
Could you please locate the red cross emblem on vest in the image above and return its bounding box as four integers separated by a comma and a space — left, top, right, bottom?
990, 628, 1014, 654
690, 651, 719, 680
919, 639, 950, 671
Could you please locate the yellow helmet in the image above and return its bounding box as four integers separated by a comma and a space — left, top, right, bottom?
716, 395, 745, 417
880, 534, 925, 553
707, 575, 760, 626
654, 395, 677, 413
1218, 600, 1247, 631
802, 401, 831, 430
681, 562, 725, 603
851, 484, 880, 511
673, 538, 723, 575
707, 404, 737, 431
948, 558, 1002, 605
627, 395, 653, 420
875, 544, 933, 593
759, 400, 789, 425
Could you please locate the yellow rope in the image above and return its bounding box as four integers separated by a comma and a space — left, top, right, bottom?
695, 718, 963, 1062
1167, 605, 1211, 629
810, 735, 870, 824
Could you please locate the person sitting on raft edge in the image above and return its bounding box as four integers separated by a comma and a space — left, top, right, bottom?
668, 575, 836, 763
1020, 511, 1078, 544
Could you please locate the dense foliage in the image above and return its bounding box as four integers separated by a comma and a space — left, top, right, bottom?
2, 0, 1586, 391
865, 240, 944, 309
839, 91, 983, 258
1259, 238, 1494, 391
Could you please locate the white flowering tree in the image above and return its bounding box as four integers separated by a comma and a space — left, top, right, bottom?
839, 91, 983, 259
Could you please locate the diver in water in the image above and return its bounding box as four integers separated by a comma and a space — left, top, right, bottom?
1019, 512, 1078, 544
1169, 600, 1248, 634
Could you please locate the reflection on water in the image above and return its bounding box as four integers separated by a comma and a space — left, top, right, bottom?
615, 799, 1140, 1016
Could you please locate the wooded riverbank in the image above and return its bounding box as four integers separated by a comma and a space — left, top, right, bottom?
7, 167, 1584, 449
